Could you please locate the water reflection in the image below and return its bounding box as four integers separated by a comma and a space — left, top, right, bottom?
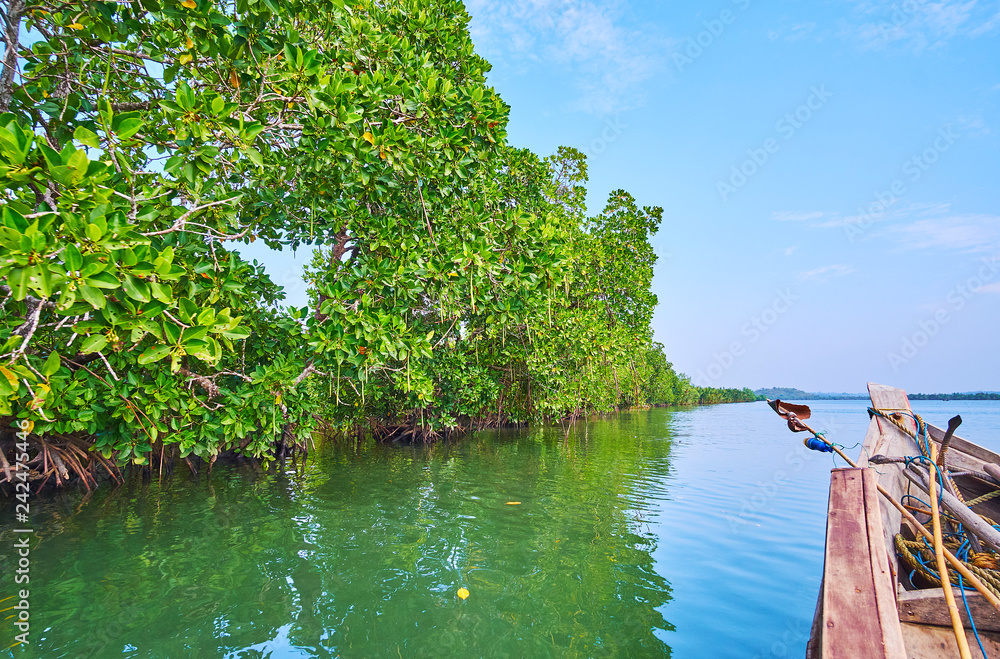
2, 412, 675, 658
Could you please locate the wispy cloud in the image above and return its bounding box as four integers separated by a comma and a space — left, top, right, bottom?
772, 210, 831, 222
842, 0, 998, 52
886, 213, 1000, 252
784, 246, 800, 256
768, 21, 819, 42
465, 0, 662, 114
980, 282, 1000, 294
799, 264, 855, 282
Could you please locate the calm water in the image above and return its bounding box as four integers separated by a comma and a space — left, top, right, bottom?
3, 400, 1000, 658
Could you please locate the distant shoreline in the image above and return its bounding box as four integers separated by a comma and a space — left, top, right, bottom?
754, 388, 1000, 402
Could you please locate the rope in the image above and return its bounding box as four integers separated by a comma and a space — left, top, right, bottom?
965, 489, 1000, 508
896, 534, 1000, 598
959, 572, 989, 659
871, 407, 971, 505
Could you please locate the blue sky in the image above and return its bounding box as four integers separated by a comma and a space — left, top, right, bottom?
245, 0, 1000, 394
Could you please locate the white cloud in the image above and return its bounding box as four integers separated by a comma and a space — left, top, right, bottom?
784, 246, 800, 256
886, 213, 1000, 252
769, 21, 819, 42
772, 210, 830, 222
843, 0, 997, 52
980, 282, 1000, 294
465, 0, 662, 114
957, 113, 992, 136
799, 264, 855, 282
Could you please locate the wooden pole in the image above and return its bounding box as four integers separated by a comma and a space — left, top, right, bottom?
904, 467, 1000, 553
928, 442, 973, 659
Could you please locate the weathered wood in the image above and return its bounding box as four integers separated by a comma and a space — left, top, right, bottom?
859, 383, 921, 582
862, 468, 909, 658
927, 424, 1000, 466
821, 468, 906, 659
899, 622, 1000, 657
904, 466, 1000, 553
868, 383, 918, 434
899, 588, 1000, 632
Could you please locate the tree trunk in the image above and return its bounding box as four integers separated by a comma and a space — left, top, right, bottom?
0, 0, 25, 112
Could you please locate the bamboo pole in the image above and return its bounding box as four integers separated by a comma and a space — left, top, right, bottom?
928, 442, 972, 659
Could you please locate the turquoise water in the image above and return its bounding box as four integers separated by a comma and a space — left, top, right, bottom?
3, 400, 1000, 657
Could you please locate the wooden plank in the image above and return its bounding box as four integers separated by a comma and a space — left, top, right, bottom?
868, 383, 918, 433
927, 423, 1000, 468
863, 468, 908, 657
899, 622, 1000, 658
858, 383, 925, 582
821, 468, 906, 658
899, 588, 1000, 632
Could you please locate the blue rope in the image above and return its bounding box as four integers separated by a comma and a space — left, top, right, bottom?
959, 572, 988, 658
904, 455, 948, 506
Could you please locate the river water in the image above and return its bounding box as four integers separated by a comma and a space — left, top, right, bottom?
3, 400, 1000, 658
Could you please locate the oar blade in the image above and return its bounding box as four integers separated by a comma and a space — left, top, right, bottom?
767, 399, 812, 432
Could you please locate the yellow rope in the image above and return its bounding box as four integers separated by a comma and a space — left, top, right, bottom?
896, 534, 1000, 598
872, 407, 971, 504
966, 490, 1000, 507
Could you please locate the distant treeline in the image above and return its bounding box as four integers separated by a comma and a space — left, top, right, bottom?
753, 388, 866, 401
754, 388, 1000, 402
696, 387, 757, 405
909, 393, 1000, 401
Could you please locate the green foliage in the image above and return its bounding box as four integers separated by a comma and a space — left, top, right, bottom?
0, 0, 749, 478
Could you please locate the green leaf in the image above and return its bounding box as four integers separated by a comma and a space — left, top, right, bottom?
116, 118, 144, 139
150, 281, 172, 303
64, 243, 83, 271
0, 365, 18, 390
176, 81, 196, 111
179, 298, 198, 324
123, 275, 150, 302
86, 223, 103, 242
137, 344, 172, 365
197, 307, 216, 326
73, 125, 101, 148
86, 271, 120, 289
79, 285, 106, 309
163, 322, 181, 344
7, 268, 29, 300
79, 334, 108, 354
244, 146, 263, 166
41, 351, 61, 377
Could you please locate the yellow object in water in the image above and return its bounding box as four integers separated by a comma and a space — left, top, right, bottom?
457, 588, 469, 600
505, 502, 521, 505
